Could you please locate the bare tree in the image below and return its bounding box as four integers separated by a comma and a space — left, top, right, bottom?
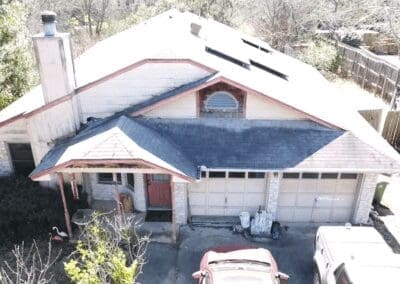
0, 241, 60, 284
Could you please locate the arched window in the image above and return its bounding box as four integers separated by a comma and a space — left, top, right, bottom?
204, 91, 239, 111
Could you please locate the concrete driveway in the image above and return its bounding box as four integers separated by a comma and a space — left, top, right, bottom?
138, 225, 317, 284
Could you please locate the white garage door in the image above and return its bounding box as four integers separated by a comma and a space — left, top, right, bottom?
189, 171, 267, 216
277, 173, 359, 223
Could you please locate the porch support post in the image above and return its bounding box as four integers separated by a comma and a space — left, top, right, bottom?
113, 173, 122, 216
57, 173, 73, 238
171, 181, 188, 243
353, 173, 378, 224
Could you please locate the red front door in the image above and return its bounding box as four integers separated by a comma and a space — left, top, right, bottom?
146, 174, 172, 207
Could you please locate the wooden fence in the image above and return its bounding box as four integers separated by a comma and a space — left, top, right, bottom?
337, 42, 400, 107
382, 111, 400, 150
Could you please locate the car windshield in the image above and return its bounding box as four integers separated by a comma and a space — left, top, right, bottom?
210, 265, 274, 284
209, 259, 271, 272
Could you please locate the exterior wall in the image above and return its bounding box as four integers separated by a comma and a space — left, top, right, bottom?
78, 63, 210, 122
0, 119, 30, 177
353, 173, 378, 224
145, 93, 197, 118
0, 142, 12, 176
246, 94, 307, 120
173, 182, 188, 225
266, 172, 281, 220
90, 173, 147, 212
26, 100, 77, 167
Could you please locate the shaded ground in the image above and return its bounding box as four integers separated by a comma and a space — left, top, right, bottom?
0, 239, 74, 283
373, 204, 400, 254
139, 225, 316, 284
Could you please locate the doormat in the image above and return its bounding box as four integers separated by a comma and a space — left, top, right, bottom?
145, 210, 172, 222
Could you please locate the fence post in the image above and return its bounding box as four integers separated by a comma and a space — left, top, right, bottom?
389, 69, 400, 110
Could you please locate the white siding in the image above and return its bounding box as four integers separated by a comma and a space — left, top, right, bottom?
246, 94, 307, 120
78, 63, 210, 121
26, 100, 77, 166
145, 93, 197, 118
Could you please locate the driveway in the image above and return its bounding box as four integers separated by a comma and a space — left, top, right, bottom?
139, 225, 316, 284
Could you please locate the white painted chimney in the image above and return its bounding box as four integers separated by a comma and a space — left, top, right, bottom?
33, 11, 76, 104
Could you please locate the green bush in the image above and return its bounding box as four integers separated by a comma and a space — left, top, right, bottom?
300, 40, 340, 72
0, 177, 87, 244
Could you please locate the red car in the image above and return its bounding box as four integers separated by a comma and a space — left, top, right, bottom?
192, 246, 289, 284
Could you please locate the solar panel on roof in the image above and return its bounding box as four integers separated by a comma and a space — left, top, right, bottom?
205, 46, 250, 69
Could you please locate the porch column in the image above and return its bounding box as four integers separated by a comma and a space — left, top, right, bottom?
113, 173, 122, 216
353, 173, 378, 224
172, 182, 188, 243
266, 172, 281, 228
57, 173, 73, 238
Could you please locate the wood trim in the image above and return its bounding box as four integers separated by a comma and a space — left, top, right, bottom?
0, 113, 25, 128
243, 92, 248, 118
196, 91, 201, 117
31, 158, 194, 182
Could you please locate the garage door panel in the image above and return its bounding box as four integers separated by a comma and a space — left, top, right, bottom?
280, 180, 298, 192
190, 182, 206, 192
293, 208, 312, 222
244, 193, 265, 207
208, 180, 225, 192
191, 207, 206, 215
225, 207, 243, 216
189, 192, 206, 206
246, 180, 266, 193
227, 194, 243, 206
277, 173, 358, 223
276, 208, 294, 222
315, 195, 334, 208
226, 180, 245, 192
208, 194, 225, 206
312, 208, 331, 222
278, 193, 296, 206
331, 208, 352, 222
208, 207, 225, 215
333, 194, 355, 207
296, 194, 316, 207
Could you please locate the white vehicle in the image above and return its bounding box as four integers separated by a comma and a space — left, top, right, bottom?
313, 225, 400, 284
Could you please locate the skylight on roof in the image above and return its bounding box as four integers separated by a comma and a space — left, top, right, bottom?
242, 39, 270, 54
250, 60, 288, 81
205, 46, 250, 69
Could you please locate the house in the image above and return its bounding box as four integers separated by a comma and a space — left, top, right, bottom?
0, 10, 399, 239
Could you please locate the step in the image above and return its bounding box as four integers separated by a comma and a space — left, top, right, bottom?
191, 215, 240, 228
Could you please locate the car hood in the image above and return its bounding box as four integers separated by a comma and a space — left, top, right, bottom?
212, 269, 275, 284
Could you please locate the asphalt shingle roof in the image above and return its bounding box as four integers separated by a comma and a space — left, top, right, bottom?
31, 116, 400, 180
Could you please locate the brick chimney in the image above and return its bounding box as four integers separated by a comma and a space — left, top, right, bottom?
33, 11, 76, 104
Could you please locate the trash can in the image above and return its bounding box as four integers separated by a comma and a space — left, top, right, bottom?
239, 212, 250, 229
374, 182, 388, 204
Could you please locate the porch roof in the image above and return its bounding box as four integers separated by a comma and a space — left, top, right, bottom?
30, 116, 400, 180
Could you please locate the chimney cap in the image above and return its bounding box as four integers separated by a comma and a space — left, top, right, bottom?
190, 22, 202, 36
41, 11, 56, 24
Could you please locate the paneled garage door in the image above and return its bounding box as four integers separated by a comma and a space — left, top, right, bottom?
189, 171, 267, 216
276, 173, 359, 223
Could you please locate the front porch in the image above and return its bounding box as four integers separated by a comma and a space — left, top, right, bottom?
53, 168, 189, 243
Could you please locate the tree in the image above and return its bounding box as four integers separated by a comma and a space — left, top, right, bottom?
64, 213, 149, 284
0, 2, 37, 110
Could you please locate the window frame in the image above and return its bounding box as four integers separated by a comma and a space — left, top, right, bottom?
248, 172, 265, 179
209, 171, 226, 178
97, 173, 122, 184
228, 172, 246, 178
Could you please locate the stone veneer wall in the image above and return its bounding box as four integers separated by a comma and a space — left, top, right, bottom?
353, 173, 378, 224
266, 172, 281, 220
0, 142, 12, 177
172, 182, 188, 225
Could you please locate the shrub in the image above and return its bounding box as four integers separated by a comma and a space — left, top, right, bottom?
65, 213, 149, 284
299, 40, 340, 72
338, 30, 362, 48
0, 177, 87, 244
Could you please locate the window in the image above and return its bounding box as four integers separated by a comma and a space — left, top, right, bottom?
340, 173, 358, 179
205, 91, 239, 111
209, 171, 226, 178
302, 172, 319, 179
152, 174, 170, 182
228, 172, 245, 178
283, 172, 300, 179
321, 173, 339, 179
8, 143, 35, 176
98, 173, 121, 184
248, 172, 265, 179
201, 171, 207, 178
127, 173, 134, 188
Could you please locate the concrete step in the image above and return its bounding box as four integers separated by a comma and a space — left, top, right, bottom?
191, 215, 240, 228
